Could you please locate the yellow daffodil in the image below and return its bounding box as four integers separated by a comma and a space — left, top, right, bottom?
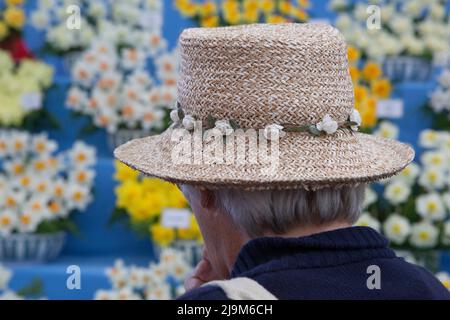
362, 61, 382, 82
4, 7, 25, 29
114, 161, 139, 182
199, 1, 217, 17
201, 15, 219, 27
371, 78, 392, 99
266, 14, 287, 24
347, 46, 361, 64
151, 224, 176, 247
6, 0, 24, 5
0, 22, 9, 40
259, 0, 275, 13
349, 65, 360, 82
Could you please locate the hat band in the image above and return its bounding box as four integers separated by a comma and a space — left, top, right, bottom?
170, 103, 362, 141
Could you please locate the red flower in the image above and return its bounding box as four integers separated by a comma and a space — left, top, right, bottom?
0, 34, 34, 62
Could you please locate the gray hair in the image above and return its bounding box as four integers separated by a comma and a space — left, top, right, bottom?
181, 185, 366, 238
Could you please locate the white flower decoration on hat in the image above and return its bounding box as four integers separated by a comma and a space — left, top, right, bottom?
214, 120, 234, 136
349, 109, 362, 131
182, 115, 195, 131
170, 109, 180, 123
264, 124, 284, 141
316, 114, 338, 135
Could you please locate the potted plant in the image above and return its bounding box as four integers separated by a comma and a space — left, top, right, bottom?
332, 0, 449, 82
0, 131, 96, 262
111, 161, 203, 266
356, 126, 450, 272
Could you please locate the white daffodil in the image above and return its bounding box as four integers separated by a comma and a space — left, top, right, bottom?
316, 114, 338, 135
263, 124, 284, 141
435, 272, 450, 291
355, 213, 380, 232
69, 168, 96, 186
32, 134, 58, 155
442, 221, 450, 246
17, 212, 42, 234
418, 167, 446, 191
438, 69, 450, 89
142, 109, 165, 131
25, 196, 51, 220
0, 211, 18, 236
0, 264, 12, 290
349, 109, 361, 131
416, 193, 447, 222
410, 221, 439, 249
182, 115, 196, 131
214, 120, 234, 136
374, 121, 399, 140
362, 187, 378, 209
419, 129, 441, 148
66, 185, 92, 211
68, 141, 97, 168
383, 214, 411, 245
394, 163, 420, 185
421, 151, 447, 170
384, 181, 411, 205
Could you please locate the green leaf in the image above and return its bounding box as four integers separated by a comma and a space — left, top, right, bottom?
17, 278, 44, 299
229, 119, 239, 130
207, 115, 217, 128
307, 125, 322, 136
108, 207, 128, 226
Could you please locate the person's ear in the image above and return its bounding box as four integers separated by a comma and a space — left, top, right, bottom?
199, 188, 216, 209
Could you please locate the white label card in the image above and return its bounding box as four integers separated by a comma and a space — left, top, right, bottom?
161, 208, 191, 229
376, 99, 404, 119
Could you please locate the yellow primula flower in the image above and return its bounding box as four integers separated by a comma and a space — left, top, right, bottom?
371, 78, 392, 99
0, 22, 9, 40
291, 8, 308, 21
347, 46, 361, 64
362, 61, 382, 82
201, 15, 219, 27
114, 161, 139, 182
243, 8, 259, 23
4, 7, 25, 29
222, 0, 239, 12
151, 224, 176, 247
244, 0, 259, 12
224, 9, 242, 25
176, 1, 199, 17
353, 85, 368, 103
279, 0, 294, 15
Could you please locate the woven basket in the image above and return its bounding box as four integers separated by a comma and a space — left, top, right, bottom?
0, 232, 66, 262
382, 56, 431, 82
107, 129, 151, 152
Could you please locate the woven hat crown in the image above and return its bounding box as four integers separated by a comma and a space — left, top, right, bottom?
178, 23, 355, 128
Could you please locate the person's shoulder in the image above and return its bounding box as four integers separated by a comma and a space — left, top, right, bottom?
392, 258, 450, 299
177, 285, 229, 300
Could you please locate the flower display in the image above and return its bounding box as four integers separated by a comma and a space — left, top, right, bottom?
436, 271, 450, 291
332, 0, 450, 60
0, 131, 96, 235
0, 263, 44, 300
348, 46, 393, 130
95, 248, 191, 300
66, 41, 176, 133
356, 127, 450, 254
0, 49, 54, 128
113, 161, 202, 247
428, 68, 450, 129
174, 0, 310, 27
31, 0, 163, 54
0, 0, 26, 43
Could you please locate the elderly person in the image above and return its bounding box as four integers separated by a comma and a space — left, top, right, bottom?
115, 24, 450, 299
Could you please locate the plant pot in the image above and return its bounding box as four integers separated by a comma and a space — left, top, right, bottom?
382, 56, 432, 82
107, 128, 151, 152
396, 250, 441, 273
0, 232, 66, 262
154, 240, 203, 267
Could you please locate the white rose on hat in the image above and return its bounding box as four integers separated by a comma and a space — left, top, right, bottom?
316, 115, 338, 135
170, 109, 180, 123
263, 124, 284, 141
214, 120, 234, 136
182, 115, 195, 130
350, 109, 362, 131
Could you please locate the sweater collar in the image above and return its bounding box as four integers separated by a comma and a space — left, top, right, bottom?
231, 226, 395, 277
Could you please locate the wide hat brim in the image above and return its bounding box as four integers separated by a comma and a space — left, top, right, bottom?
114, 128, 414, 190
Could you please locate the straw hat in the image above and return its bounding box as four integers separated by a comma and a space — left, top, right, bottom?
114, 23, 414, 190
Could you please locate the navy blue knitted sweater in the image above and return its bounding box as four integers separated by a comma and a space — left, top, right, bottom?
178, 227, 450, 300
